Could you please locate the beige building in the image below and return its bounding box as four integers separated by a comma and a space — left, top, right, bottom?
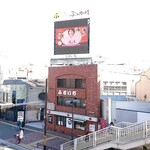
136, 68, 150, 101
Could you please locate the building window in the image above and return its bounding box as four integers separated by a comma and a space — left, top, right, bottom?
109, 81, 114, 85
115, 86, 121, 91
103, 86, 108, 90
0, 92, 2, 103
12, 91, 16, 104
3, 93, 5, 102
75, 79, 85, 88
57, 78, 85, 88
103, 81, 108, 85
109, 86, 114, 91
6, 93, 9, 103
122, 82, 126, 85
57, 96, 86, 108
48, 116, 53, 124
56, 116, 66, 126
74, 120, 86, 130
121, 86, 127, 91
115, 81, 120, 85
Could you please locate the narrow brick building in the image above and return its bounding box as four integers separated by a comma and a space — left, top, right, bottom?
47, 64, 100, 137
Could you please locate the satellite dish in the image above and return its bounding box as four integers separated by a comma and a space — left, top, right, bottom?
38, 92, 46, 101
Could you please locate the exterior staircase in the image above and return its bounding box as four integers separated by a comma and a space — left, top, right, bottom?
60, 119, 150, 150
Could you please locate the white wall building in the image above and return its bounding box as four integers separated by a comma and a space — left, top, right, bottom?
99, 63, 140, 96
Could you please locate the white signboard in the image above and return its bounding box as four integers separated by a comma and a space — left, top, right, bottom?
89, 124, 95, 132
47, 103, 55, 110
66, 118, 72, 128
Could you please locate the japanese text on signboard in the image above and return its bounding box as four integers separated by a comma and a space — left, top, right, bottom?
58, 90, 76, 96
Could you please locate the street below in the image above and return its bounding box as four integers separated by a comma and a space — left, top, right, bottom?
0, 119, 70, 150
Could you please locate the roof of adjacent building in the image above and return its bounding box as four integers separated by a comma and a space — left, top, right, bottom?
3, 79, 27, 85
101, 95, 127, 101
101, 95, 137, 101
2, 79, 45, 87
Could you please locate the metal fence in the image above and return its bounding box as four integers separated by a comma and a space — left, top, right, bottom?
60, 120, 150, 150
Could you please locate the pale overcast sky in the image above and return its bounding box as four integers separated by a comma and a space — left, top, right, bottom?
0, 0, 150, 69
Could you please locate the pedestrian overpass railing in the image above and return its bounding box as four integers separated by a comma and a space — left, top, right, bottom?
115, 121, 133, 128
60, 119, 150, 150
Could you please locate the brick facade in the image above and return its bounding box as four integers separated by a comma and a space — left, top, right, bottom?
47, 64, 100, 137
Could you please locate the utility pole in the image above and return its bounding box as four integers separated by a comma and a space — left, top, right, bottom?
71, 101, 74, 140
43, 78, 47, 150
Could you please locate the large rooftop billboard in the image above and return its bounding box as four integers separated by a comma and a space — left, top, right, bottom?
54, 18, 90, 55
